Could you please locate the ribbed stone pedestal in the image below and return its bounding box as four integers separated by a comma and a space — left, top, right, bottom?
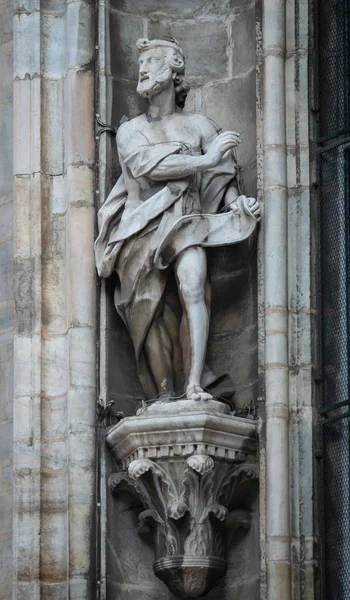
107, 401, 258, 598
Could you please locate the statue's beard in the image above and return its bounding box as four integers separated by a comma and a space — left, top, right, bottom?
137, 65, 173, 99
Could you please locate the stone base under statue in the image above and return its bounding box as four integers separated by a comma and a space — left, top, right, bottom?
107, 401, 258, 598
154, 555, 227, 598
136, 397, 230, 416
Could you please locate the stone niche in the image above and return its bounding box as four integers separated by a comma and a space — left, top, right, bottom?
103, 1, 259, 598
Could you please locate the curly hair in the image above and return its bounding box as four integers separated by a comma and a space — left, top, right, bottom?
173, 73, 190, 109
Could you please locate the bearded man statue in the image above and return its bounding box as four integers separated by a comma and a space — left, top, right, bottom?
95, 37, 260, 403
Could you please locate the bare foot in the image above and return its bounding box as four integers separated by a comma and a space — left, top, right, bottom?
186, 384, 213, 402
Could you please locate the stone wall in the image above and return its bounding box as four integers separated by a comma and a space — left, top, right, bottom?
0, 0, 13, 597
102, 1, 259, 598
12, 2, 97, 597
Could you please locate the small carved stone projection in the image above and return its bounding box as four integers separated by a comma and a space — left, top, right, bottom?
95, 37, 260, 405
107, 402, 258, 598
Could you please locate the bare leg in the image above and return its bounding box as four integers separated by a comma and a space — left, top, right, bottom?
144, 317, 174, 396
179, 308, 190, 384
175, 247, 212, 401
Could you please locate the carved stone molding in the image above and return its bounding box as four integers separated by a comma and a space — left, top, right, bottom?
107, 399, 257, 470
107, 403, 258, 598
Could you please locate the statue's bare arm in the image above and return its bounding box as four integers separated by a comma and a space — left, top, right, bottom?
150, 136, 241, 180
116, 118, 241, 181
199, 117, 241, 207
199, 118, 260, 218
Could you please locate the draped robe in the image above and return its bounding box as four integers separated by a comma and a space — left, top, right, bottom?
95, 140, 258, 399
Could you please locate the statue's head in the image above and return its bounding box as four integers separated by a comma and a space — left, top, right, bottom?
136, 37, 190, 108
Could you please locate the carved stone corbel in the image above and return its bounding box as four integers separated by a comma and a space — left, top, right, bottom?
107, 402, 258, 598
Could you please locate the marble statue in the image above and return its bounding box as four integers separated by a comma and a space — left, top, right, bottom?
95, 36, 260, 404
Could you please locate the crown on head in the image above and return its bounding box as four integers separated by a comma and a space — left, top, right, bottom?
136, 37, 185, 59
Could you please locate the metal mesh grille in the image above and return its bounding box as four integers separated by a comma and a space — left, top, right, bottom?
323, 416, 350, 599
318, 0, 350, 597
318, 0, 350, 141
320, 147, 350, 411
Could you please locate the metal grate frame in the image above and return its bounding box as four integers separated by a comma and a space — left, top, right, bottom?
318, 0, 350, 597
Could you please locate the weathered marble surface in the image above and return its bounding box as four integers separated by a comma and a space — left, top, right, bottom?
107, 400, 257, 468
0, 0, 317, 598
107, 402, 258, 598
0, 1, 13, 597
12, 2, 96, 598
96, 37, 260, 406
101, 4, 260, 599
103, 0, 258, 422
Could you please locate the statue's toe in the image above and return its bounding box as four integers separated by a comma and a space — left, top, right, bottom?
186, 385, 213, 402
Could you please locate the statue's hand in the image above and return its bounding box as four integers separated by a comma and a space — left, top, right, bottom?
244, 197, 261, 221
205, 131, 241, 167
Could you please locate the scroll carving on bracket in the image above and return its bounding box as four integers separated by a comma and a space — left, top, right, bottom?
110, 454, 257, 598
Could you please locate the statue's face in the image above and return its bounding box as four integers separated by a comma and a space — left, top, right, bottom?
137, 47, 173, 99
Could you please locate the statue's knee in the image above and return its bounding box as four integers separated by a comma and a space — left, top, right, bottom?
176, 248, 207, 302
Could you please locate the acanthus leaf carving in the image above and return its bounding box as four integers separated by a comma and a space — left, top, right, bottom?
127, 458, 186, 558
109, 470, 152, 510
186, 454, 214, 474
128, 458, 185, 519
138, 508, 164, 528
217, 462, 259, 508
201, 503, 228, 523
168, 501, 189, 521
111, 452, 257, 597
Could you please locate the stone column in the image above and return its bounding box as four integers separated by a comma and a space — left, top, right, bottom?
260, 0, 316, 598
0, 0, 14, 597
286, 0, 315, 597
262, 0, 291, 597
12, 1, 96, 598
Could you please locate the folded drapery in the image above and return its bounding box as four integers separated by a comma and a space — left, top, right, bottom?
95, 141, 257, 399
